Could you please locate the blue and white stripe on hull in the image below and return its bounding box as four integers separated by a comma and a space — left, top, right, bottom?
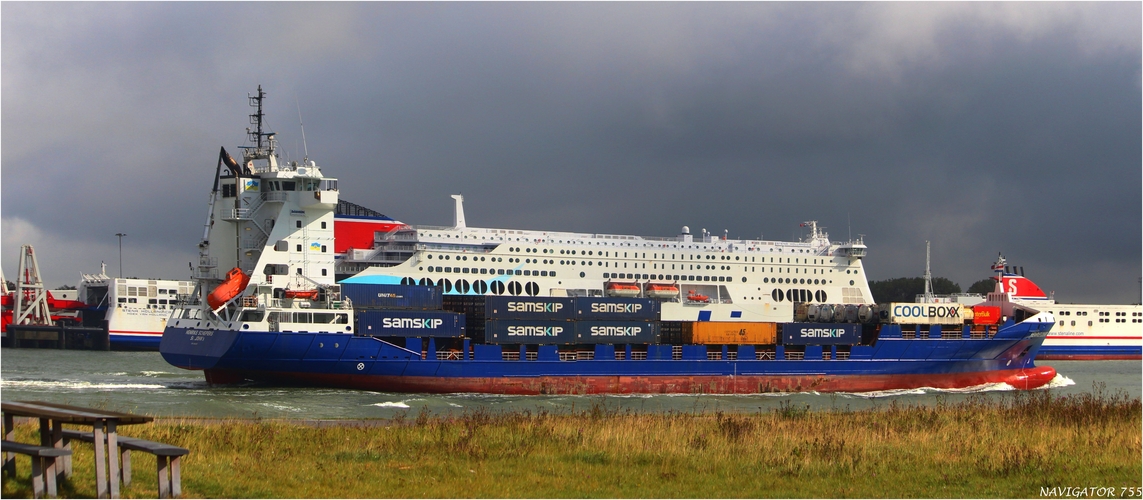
1036, 344, 1141, 360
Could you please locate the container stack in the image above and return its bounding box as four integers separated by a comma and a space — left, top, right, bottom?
570, 297, 659, 344
342, 283, 465, 338
485, 297, 575, 344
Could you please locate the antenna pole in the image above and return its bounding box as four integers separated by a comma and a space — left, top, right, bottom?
923, 240, 934, 302
296, 96, 309, 161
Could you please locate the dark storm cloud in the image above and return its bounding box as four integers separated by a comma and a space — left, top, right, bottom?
2, 3, 1139, 303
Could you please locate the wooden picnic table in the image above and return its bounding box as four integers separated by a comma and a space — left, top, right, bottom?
2, 401, 153, 499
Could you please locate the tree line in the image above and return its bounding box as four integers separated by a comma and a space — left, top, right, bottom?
868, 277, 994, 303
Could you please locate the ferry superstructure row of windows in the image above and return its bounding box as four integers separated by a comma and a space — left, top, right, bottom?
344, 204, 873, 305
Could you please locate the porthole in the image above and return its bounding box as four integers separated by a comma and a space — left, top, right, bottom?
580, 272, 586, 278
491, 281, 505, 295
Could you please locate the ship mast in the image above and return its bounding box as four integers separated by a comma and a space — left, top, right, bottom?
922, 240, 934, 303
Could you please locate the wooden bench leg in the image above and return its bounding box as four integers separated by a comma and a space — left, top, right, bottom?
62, 437, 73, 477
3, 413, 14, 477
44, 456, 59, 499
120, 449, 131, 486
93, 422, 108, 499
50, 421, 65, 485
31, 455, 45, 499
107, 421, 120, 499
157, 456, 171, 499
171, 456, 181, 498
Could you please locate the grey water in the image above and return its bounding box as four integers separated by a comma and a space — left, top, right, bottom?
1, 348, 1138, 420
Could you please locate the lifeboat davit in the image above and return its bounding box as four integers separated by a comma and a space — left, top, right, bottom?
686, 290, 711, 303
605, 282, 641, 298
207, 267, 250, 310
645, 283, 679, 299
284, 289, 319, 300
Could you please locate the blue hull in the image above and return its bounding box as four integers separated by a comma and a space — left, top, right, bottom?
161, 320, 1057, 394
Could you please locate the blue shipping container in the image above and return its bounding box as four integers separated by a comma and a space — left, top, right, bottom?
357, 310, 465, 337
485, 297, 575, 321
572, 297, 660, 321
342, 284, 442, 310
574, 321, 660, 344
485, 320, 576, 344
782, 323, 861, 346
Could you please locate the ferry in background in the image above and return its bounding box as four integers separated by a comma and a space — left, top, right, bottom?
918, 255, 1141, 360
160, 86, 1058, 394
73, 266, 195, 349
339, 195, 875, 324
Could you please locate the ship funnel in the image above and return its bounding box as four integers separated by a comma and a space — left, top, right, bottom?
452, 194, 466, 229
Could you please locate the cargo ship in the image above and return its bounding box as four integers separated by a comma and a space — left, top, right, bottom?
159, 87, 1058, 394
918, 256, 1141, 361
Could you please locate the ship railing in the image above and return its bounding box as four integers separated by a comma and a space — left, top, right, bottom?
755, 349, 776, 360
241, 235, 269, 251
190, 268, 217, 280
174, 294, 201, 306
261, 192, 289, 203
785, 351, 805, 360
436, 351, 464, 361
239, 296, 258, 308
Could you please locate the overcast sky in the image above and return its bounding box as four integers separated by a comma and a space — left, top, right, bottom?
2, 2, 1140, 304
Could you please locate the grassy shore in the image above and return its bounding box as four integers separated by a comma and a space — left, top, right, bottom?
3, 387, 1140, 498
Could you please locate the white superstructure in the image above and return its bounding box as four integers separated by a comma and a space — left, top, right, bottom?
166, 86, 353, 339
342, 197, 875, 323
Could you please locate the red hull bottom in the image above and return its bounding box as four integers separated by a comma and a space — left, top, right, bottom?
1036, 354, 1141, 361
206, 366, 1058, 395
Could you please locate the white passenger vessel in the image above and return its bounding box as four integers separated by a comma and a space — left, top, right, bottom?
341, 195, 875, 323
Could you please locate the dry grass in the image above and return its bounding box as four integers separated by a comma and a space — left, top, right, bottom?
3, 386, 1140, 498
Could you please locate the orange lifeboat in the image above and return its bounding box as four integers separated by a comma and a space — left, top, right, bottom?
284, 289, 319, 300
645, 283, 680, 300
605, 281, 641, 298
207, 267, 250, 310
686, 290, 710, 303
